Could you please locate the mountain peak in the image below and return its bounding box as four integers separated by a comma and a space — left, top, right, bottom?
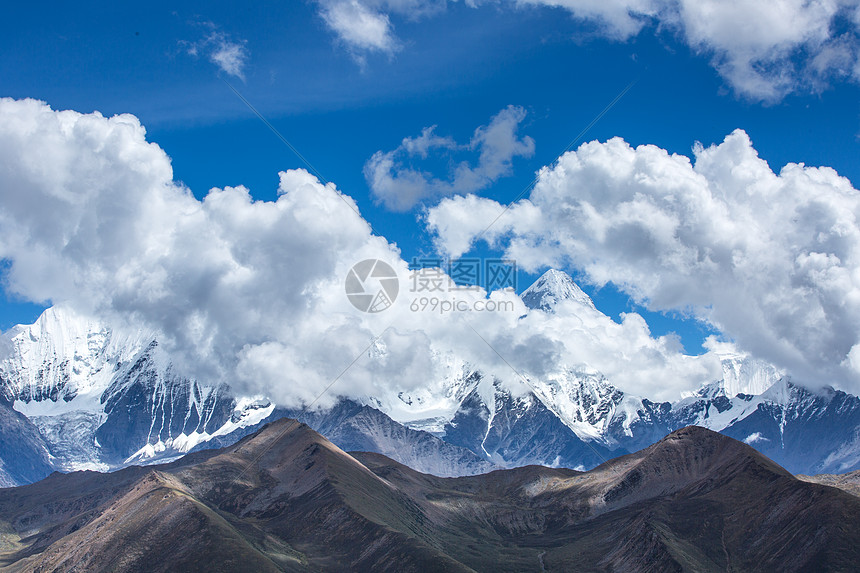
521, 269, 595, 312
591, 425, 792, 511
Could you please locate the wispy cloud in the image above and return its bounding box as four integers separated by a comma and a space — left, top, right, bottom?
316, 0, 454, 63
365, 105, 535, 211
185, 26, 249, 80
319, 0, 399, 58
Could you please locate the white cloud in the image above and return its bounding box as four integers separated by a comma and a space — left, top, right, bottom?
185, 29, 249, 79
0, 98, 412, 407
317, 0, 451, 59
317, 0, 860, 100
364, 105, 535, 211
209, 36, 249, 79
427, 129, 860, 392
672, 0, 858, 100
319, 0, 399, 57
744, 432, 769, 445
0, 98, 728, 404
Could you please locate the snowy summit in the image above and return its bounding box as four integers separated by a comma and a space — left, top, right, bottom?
521, 269, 596, 312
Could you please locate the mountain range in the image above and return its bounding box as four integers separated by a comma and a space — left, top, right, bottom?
0, 419, 858, 572
2, 270, 860, 488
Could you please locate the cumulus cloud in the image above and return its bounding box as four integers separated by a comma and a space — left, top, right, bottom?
364, 105, 535, 211
317, 0, 860, 100
427, 129, 860, 392
0, 98, 412, 407
185, 29, 249, 79
0, 98, 726, 404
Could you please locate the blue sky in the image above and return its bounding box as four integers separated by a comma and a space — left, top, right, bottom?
2, 0, 860, 360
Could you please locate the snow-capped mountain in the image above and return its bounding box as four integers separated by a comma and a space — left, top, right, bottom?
671, 377, 860, 474
520, 268, 596, 311
0, 307, 276, 473
389, 356, 860, 475
0, 306, 494, 483
379, 270, 860, 475
2, 269, 860, 486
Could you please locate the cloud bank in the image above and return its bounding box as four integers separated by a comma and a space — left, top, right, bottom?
365, 105, 535, 211
0, 98, 727, 403
0, 98, 416, 406
427, 129, 860, 392
318, 0, 860, 101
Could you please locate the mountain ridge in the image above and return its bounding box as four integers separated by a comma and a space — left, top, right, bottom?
1, 419, 859, 572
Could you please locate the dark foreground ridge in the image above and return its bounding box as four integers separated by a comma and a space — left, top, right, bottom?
0, 421, 858, 572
